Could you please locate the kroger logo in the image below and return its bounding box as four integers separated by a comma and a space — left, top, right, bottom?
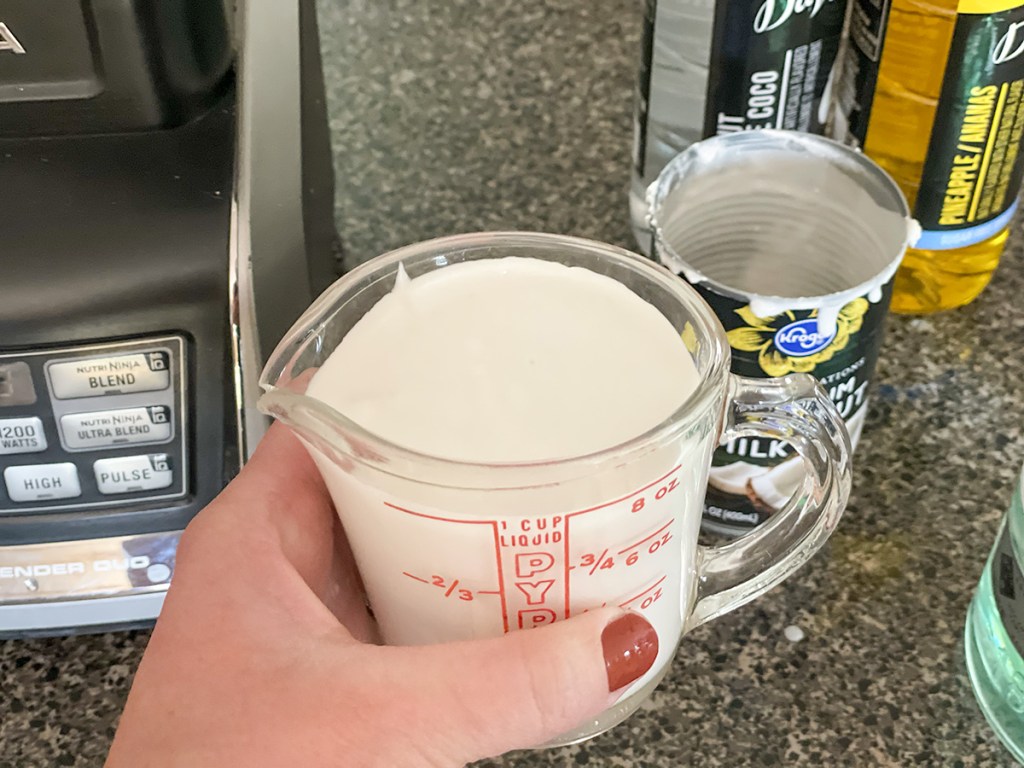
774, 318, 835, 357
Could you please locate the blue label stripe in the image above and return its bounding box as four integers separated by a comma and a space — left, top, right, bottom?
915, 201, 1019, 251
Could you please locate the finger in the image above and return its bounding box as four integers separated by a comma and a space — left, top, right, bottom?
222, 421, 327, 517
235, 424, 375, 638
364, 608, 659, 764
185, 423, 334, 584
178, 423, 375, 640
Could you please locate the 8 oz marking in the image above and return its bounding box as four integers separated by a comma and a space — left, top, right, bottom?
631, 477, 680, 513
655, 479, 678, 500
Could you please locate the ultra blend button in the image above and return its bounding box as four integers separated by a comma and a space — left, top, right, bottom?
48, 351, 170, 399
4, 463, 81, 502
0, 417, 47, 455
93, 454, 173, 495
60, 406, 172, 450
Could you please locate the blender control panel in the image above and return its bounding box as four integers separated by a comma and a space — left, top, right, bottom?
0, 337, 188, 514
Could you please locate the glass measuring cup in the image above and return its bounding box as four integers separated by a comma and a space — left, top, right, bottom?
257, 232, 852, 744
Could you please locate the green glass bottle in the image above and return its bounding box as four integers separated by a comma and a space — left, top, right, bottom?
965, 466, 1024, 762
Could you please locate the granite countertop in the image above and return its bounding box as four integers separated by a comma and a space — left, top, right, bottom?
2, 0, 1023, 765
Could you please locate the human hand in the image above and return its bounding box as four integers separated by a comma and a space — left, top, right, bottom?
105, 424, 658, 767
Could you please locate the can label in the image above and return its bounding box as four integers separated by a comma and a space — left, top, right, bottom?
840, 0, 1024, 250
703, 0, 847, 137
632, 0, 848, 180
633, 0, 658, 177
992, 524, 1024, 649
695, 283, 891, 532
916, 1, 1024, 249
834, 0, 893, 146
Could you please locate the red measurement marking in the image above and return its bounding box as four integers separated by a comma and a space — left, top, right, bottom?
564, 512, 571, 619
491, 524, 509, 632
655, 477, 680, 499
567, 465, 681, 517
403, 572, 493, 602
387, 502, 508, 631
617, 519, 674, 555
619, 575, 668, 609
385, 502, 495, 526
588, 547, 610, 576
387, 468, 682, 629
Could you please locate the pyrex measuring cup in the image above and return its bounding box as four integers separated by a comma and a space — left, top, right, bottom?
257, 232, 852, 744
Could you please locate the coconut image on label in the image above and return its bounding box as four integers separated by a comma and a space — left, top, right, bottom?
712, 309, 872, 520
703, 299, 877, 529
644, 130, 918, 534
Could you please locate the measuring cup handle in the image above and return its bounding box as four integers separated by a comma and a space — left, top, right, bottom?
685, 373, 852, 632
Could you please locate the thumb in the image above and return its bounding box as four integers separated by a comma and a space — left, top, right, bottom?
393, 608, 659, 764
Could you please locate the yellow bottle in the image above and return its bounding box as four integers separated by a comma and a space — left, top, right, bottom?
834, 0, 1024, 313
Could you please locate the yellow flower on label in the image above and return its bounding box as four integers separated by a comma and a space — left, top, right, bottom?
728, 327, 772, 352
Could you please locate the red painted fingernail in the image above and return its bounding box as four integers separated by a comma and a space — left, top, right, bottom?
601, 613, 659, 692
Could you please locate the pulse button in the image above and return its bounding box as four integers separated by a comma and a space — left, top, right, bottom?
4, 464, 81, 502
93, 455, 173, 495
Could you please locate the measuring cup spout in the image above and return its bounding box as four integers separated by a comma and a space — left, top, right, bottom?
257, 381, 353, 469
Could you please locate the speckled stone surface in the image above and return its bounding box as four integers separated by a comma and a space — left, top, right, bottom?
3, 0, 1024, 765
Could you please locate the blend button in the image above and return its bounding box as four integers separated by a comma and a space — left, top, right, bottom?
48, 351, 170, 399
94, 454, 173, 495
4, 463, 81, 502
61, 406, 172, 450
0, 417, 47, 455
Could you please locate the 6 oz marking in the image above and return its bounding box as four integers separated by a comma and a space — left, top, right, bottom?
576, 519, 675, 572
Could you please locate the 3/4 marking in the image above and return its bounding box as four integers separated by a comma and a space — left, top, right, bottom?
585, 547, 611, 576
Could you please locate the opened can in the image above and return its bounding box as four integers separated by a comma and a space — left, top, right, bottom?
647, 130, 917, 535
